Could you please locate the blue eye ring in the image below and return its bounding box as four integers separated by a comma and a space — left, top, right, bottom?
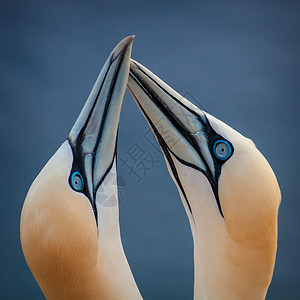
213, 140, 232, 160
70, 171, 84, 192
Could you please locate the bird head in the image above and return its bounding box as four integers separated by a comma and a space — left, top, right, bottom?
128, 59, 280, 238
20, 36, 133, 298
127, 59, 281, 296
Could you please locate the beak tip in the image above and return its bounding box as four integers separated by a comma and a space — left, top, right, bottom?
112, 35, 134, 59
129, 59, 140, 75
128, 34, 135, 40
123, 35, 135, 45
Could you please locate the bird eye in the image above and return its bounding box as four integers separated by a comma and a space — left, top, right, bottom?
70, 171, 84, 192
213, 140, 232, 160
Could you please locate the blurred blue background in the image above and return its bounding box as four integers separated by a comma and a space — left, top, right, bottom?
1, 0, 299, 299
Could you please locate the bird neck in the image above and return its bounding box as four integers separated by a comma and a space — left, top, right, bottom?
92, 161, 142, 299
172, 163, 274, 300
20, 145, 141, 300
41, 166, 142, 300
191, 222, 274, 300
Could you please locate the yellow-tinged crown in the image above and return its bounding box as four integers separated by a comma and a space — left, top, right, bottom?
20, 142, 99, 298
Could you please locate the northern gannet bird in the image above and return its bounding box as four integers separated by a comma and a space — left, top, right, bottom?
128, 60, 281, 299
20, 37, 142, 300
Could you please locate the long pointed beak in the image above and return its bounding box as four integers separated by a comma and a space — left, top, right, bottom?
127, 59, 228, 217
127, 59, 214, 175
68, 36, 133, 215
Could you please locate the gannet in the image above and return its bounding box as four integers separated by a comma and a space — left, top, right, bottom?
127, 59, 281, 299
20, 37, 142, 300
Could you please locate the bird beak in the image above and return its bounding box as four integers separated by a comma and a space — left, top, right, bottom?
128, 59, 234, 218
68, 36, 133, 216
127, 59, 215, 177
